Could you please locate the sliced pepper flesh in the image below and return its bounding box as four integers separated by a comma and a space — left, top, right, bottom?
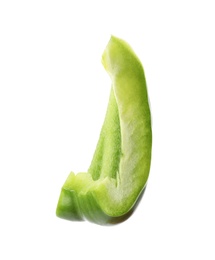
56, 36, 152, 225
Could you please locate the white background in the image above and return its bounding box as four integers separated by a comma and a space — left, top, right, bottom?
0, 0, 215, 259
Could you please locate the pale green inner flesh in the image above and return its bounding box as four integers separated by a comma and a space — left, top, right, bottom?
62, 86, 122, 213
88, 87, 121, 181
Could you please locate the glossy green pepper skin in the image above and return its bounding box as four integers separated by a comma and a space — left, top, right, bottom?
56, 36, 152, 225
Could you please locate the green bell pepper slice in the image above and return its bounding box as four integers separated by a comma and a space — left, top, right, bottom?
56, 36, 152, 225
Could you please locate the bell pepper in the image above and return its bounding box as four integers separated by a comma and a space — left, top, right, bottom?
56, 36, 152, 225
